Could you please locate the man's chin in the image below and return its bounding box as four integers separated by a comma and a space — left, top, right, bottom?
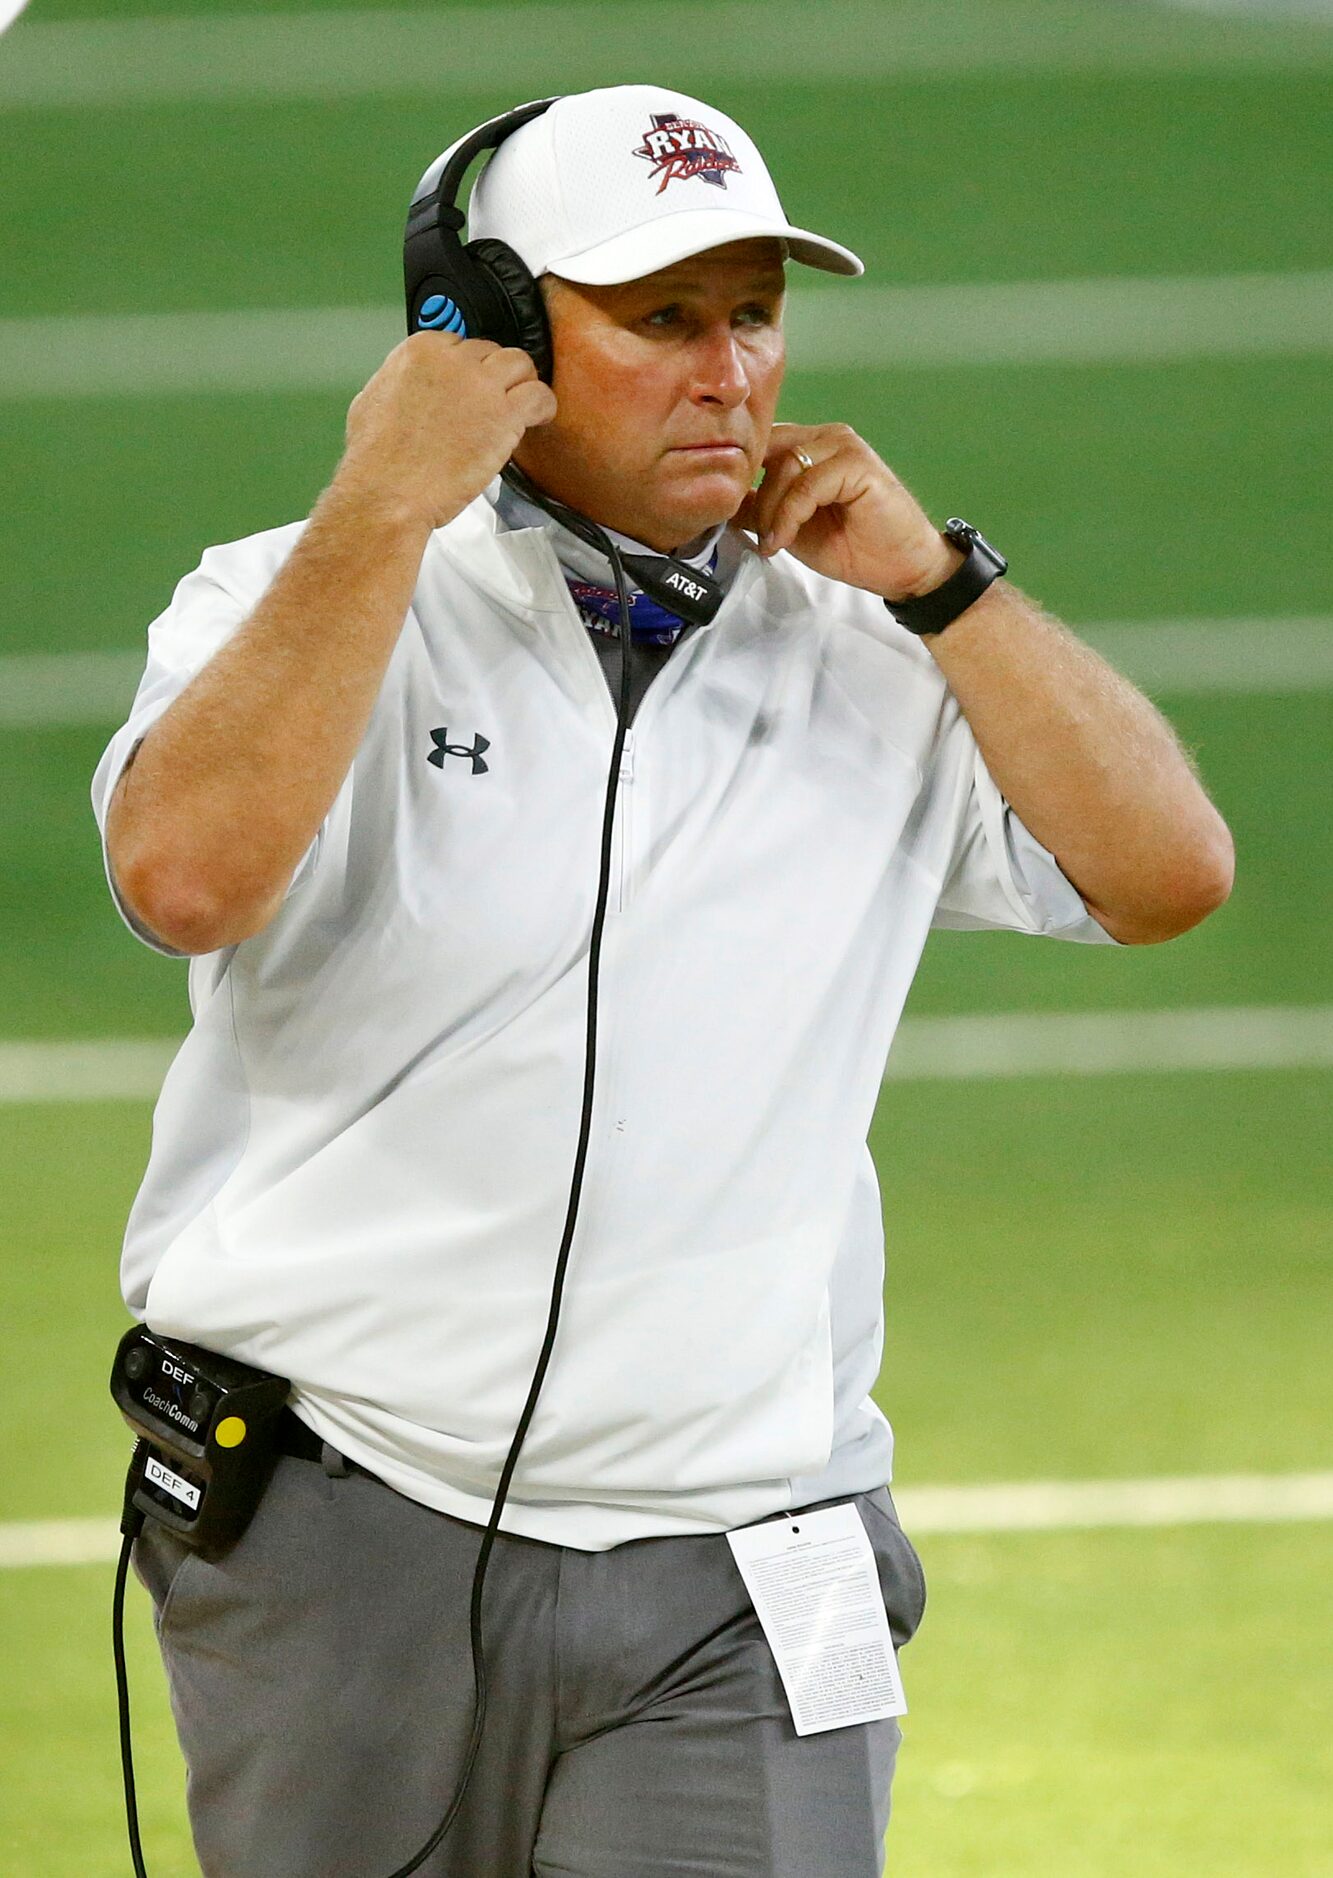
511, 455, 746, 553
645, 474, 749, 551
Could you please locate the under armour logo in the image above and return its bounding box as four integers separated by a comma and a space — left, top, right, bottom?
428, 728, 490, 774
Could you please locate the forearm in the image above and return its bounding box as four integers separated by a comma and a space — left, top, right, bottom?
922, 577, 1235, 943
108, 478, 433, 953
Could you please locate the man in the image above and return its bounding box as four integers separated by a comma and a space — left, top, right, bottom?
93, 85, 1233, 1878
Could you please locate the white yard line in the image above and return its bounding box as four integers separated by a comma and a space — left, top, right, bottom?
4, 1469, 1331, 1568
0, 1519, 124, 1568
1154, 0, 1333, 18
1073, 617, 1333, 695
2, 0, 1329, 112
0, 649, 145, 727
0, 305, 397, 401
3, 1007, 1331, 1105
785, 271, 1333, 369
0, 1038, 179, 1103
896, 1470, 1333, 1535
6, 617, 1331, 729
3, 271, 1332, 403
882, 1005, 1333, 1082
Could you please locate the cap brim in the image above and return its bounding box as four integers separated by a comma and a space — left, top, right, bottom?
546, 208, 863, 283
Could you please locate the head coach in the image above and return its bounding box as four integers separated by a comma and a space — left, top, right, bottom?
93, 84, 1234, 1878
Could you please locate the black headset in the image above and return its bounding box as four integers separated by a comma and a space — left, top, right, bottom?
402, 96, 725, 627
404, 96, 558, 382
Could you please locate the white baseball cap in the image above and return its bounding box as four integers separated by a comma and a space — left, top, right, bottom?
462, 86, 864, 283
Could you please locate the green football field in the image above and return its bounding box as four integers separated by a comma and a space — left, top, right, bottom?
2, 1, 1331, 1872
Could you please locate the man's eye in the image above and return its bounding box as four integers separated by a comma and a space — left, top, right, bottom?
645, 305, 682, 328
735, 302, 777, 327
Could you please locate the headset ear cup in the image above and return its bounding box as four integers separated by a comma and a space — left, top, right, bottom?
468, 239, 554, 383
404, 217, 484, 340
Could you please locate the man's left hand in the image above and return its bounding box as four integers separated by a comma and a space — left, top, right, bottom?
735, 422, 964, 601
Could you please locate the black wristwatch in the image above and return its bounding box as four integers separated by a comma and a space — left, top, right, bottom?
883, 519, 1008, 636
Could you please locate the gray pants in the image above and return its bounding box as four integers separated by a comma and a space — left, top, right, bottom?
135, 1446, 927, 1877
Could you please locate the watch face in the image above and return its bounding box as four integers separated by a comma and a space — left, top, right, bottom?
945, 518, 1006, 573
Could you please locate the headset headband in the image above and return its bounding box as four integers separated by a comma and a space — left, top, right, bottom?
403, 97, 561, 378
408, 97, 560, 234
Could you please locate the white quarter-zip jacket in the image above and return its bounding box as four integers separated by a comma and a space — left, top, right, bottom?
92, 489, 1116, 1550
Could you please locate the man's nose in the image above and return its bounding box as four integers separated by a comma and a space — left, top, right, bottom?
689, 327, 750, 407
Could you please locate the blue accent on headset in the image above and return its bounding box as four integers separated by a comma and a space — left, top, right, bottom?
417, 293, 468, 335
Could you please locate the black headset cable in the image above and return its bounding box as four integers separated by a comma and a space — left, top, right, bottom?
113, 1442, 149, 1878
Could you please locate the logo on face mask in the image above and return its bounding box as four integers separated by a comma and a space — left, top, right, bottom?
633, 114, 742, 194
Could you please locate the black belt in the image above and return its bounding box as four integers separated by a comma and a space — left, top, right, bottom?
275, 1406, 326, 1463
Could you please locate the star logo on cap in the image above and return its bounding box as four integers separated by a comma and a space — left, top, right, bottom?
633, 113, 742, 194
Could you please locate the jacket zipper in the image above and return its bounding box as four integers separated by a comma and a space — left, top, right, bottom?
611, 726, 636, 914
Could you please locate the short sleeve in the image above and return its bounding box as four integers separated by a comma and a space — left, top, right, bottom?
90, 548, 322, 957
932, 739, 1121, 945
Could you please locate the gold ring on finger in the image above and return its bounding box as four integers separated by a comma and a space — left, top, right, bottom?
793, 449, 815, 473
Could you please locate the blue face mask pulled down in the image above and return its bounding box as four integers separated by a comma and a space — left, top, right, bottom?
565, 564, 718, 647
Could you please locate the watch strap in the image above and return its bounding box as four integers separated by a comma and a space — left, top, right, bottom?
884, 519, 1008, 636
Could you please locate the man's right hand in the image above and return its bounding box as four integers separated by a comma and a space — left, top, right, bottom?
336, 333, 559, 531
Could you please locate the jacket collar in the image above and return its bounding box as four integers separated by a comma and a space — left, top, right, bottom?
429, 480, 761, 634
489, 478, 726, 593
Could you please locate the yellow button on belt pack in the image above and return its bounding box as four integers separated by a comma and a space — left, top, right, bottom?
214, 1416, 248, 1448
